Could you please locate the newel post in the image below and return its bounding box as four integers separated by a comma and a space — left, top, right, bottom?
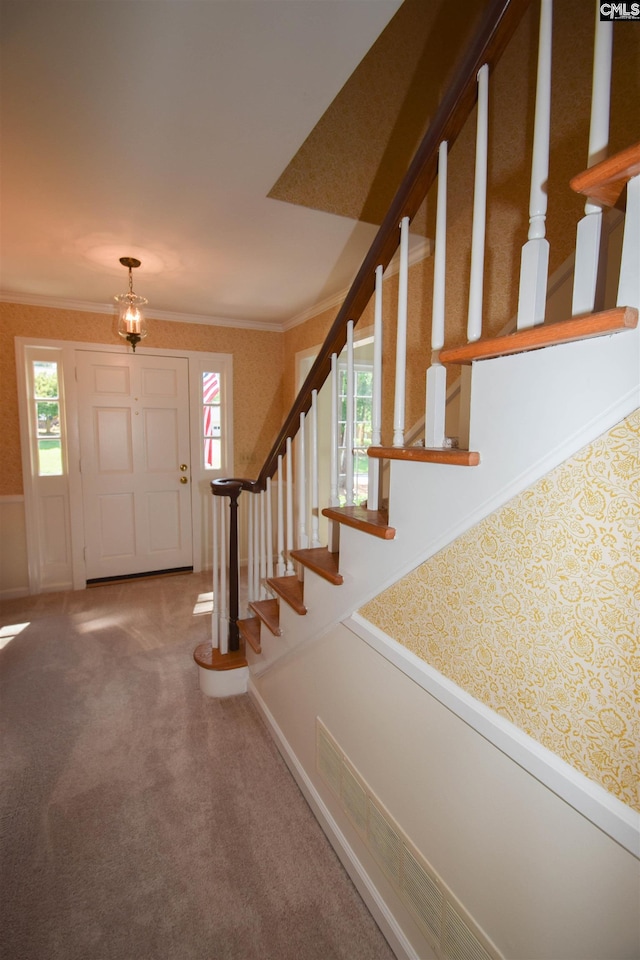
211, 478, 243, 653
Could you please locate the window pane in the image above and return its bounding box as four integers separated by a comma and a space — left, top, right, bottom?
204, 438, 221, 470
37, 401, 60, 436
38, 439, 63, 476
203, 404, 221, 437
33, 361, 59, 399
202, 371, 220, 404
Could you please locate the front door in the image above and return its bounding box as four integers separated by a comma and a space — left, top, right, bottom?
77, 351, 193, 580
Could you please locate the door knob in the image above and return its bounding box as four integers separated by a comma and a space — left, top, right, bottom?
180, 464, 188, 471
180, 476, 188, 484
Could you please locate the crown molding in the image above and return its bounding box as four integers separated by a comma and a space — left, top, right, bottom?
0, 292, 284, 333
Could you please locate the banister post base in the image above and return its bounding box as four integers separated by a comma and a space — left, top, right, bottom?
193, 642, 248, 698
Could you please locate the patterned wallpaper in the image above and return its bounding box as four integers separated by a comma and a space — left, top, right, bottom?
0, 302, 284, 496
359, 412, 640, 812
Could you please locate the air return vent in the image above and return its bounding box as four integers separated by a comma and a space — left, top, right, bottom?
442, 902, 494, 960
402, 844, 443, 945
316, 721, 342, 797
341, 760, 368, 838
316, 718, 505, 960
368, 798, 402, 884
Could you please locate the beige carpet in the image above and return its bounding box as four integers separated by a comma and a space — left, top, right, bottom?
0, 573, 395, 960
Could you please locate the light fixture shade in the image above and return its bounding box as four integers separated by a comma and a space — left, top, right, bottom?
115, 256, 148, 351
115, 292, 148, 341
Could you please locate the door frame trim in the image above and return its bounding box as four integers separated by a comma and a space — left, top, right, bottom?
16, 337, 233, 592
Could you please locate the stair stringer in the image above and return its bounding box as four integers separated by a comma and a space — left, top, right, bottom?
252, 321, 639, 674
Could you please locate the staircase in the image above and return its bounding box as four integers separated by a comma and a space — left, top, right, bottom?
193, 3, 639, 956
195, 0, 638, 680
224, 150, 638, 672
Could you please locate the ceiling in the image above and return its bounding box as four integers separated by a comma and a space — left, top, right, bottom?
1, 0, 412, 330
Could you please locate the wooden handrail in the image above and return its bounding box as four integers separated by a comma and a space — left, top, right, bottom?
255, 0, 532, 489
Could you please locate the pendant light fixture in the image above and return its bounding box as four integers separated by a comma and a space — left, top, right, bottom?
115, 256, 148, 351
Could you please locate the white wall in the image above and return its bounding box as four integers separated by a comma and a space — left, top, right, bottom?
251, 621, 640, 960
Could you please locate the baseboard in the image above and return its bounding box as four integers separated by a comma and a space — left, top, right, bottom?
0, 587, 30, 600
247, 680, 423, 960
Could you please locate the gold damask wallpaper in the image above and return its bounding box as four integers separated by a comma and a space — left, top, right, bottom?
359, 412, 640, 812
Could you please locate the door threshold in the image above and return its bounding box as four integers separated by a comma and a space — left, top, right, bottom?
86, 566, 194, 587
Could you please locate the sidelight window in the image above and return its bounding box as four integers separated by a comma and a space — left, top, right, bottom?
33, 360, 63, 476
202, 370, 222, 470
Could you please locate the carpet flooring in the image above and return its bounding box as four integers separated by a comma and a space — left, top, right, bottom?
0, 573, 395, 960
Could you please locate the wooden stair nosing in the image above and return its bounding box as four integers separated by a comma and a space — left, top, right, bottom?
193, 641, 248, 671
266, 575, 307, 615
237, 617, 261, 654
322, 505, 395, 540
290, 547, 343, 585
368, 446, 480, 466
570, 142, 640, 209
248, 598, 282, 636
438, 307, 638, 365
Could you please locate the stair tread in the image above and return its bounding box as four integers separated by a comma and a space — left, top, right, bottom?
322, 505, 395, 540
368, 446, 480, 466
193, 641, 248, 671
266, 576, 307, 615
290, 547, 343, 585
237, 617, 262, 653
439, 307, 638, 365
248, 598, 281, 636
570, 142, 640, 208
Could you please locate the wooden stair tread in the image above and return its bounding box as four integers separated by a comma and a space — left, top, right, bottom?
322, 505, 395, 540
570, 142, 640, 209
368, 446, 479, 466
193, 641, 248, 671
237, 617, 261, 654
290, 547, 343, 585
266, 576, 306, 615
248, 598, 281, 636
439, 307, 638, 365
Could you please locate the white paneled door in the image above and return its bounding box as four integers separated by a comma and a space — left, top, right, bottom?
77, 351, 193, 580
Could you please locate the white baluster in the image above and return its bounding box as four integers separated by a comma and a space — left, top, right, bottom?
310, 389, 321, 546
425, 141, 448, 449
572, 13, 613, 316
330, 353, 339, 507
297, 411, 308, 548
345, 321, 355, 505
393, 216, 410, 445
252, 494, 259, 601
266, 477, 274, 580
517, 0, 553, 329
285, 436, 294, 574
276, 455, 285, 575
219, 496, 228, 654
259, 488, 267, 598
368, 267, 383, 505
617, 174, 640, 309
467, 64, 489, 343
246, 488, 254, 607
211, 493, 219, 648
